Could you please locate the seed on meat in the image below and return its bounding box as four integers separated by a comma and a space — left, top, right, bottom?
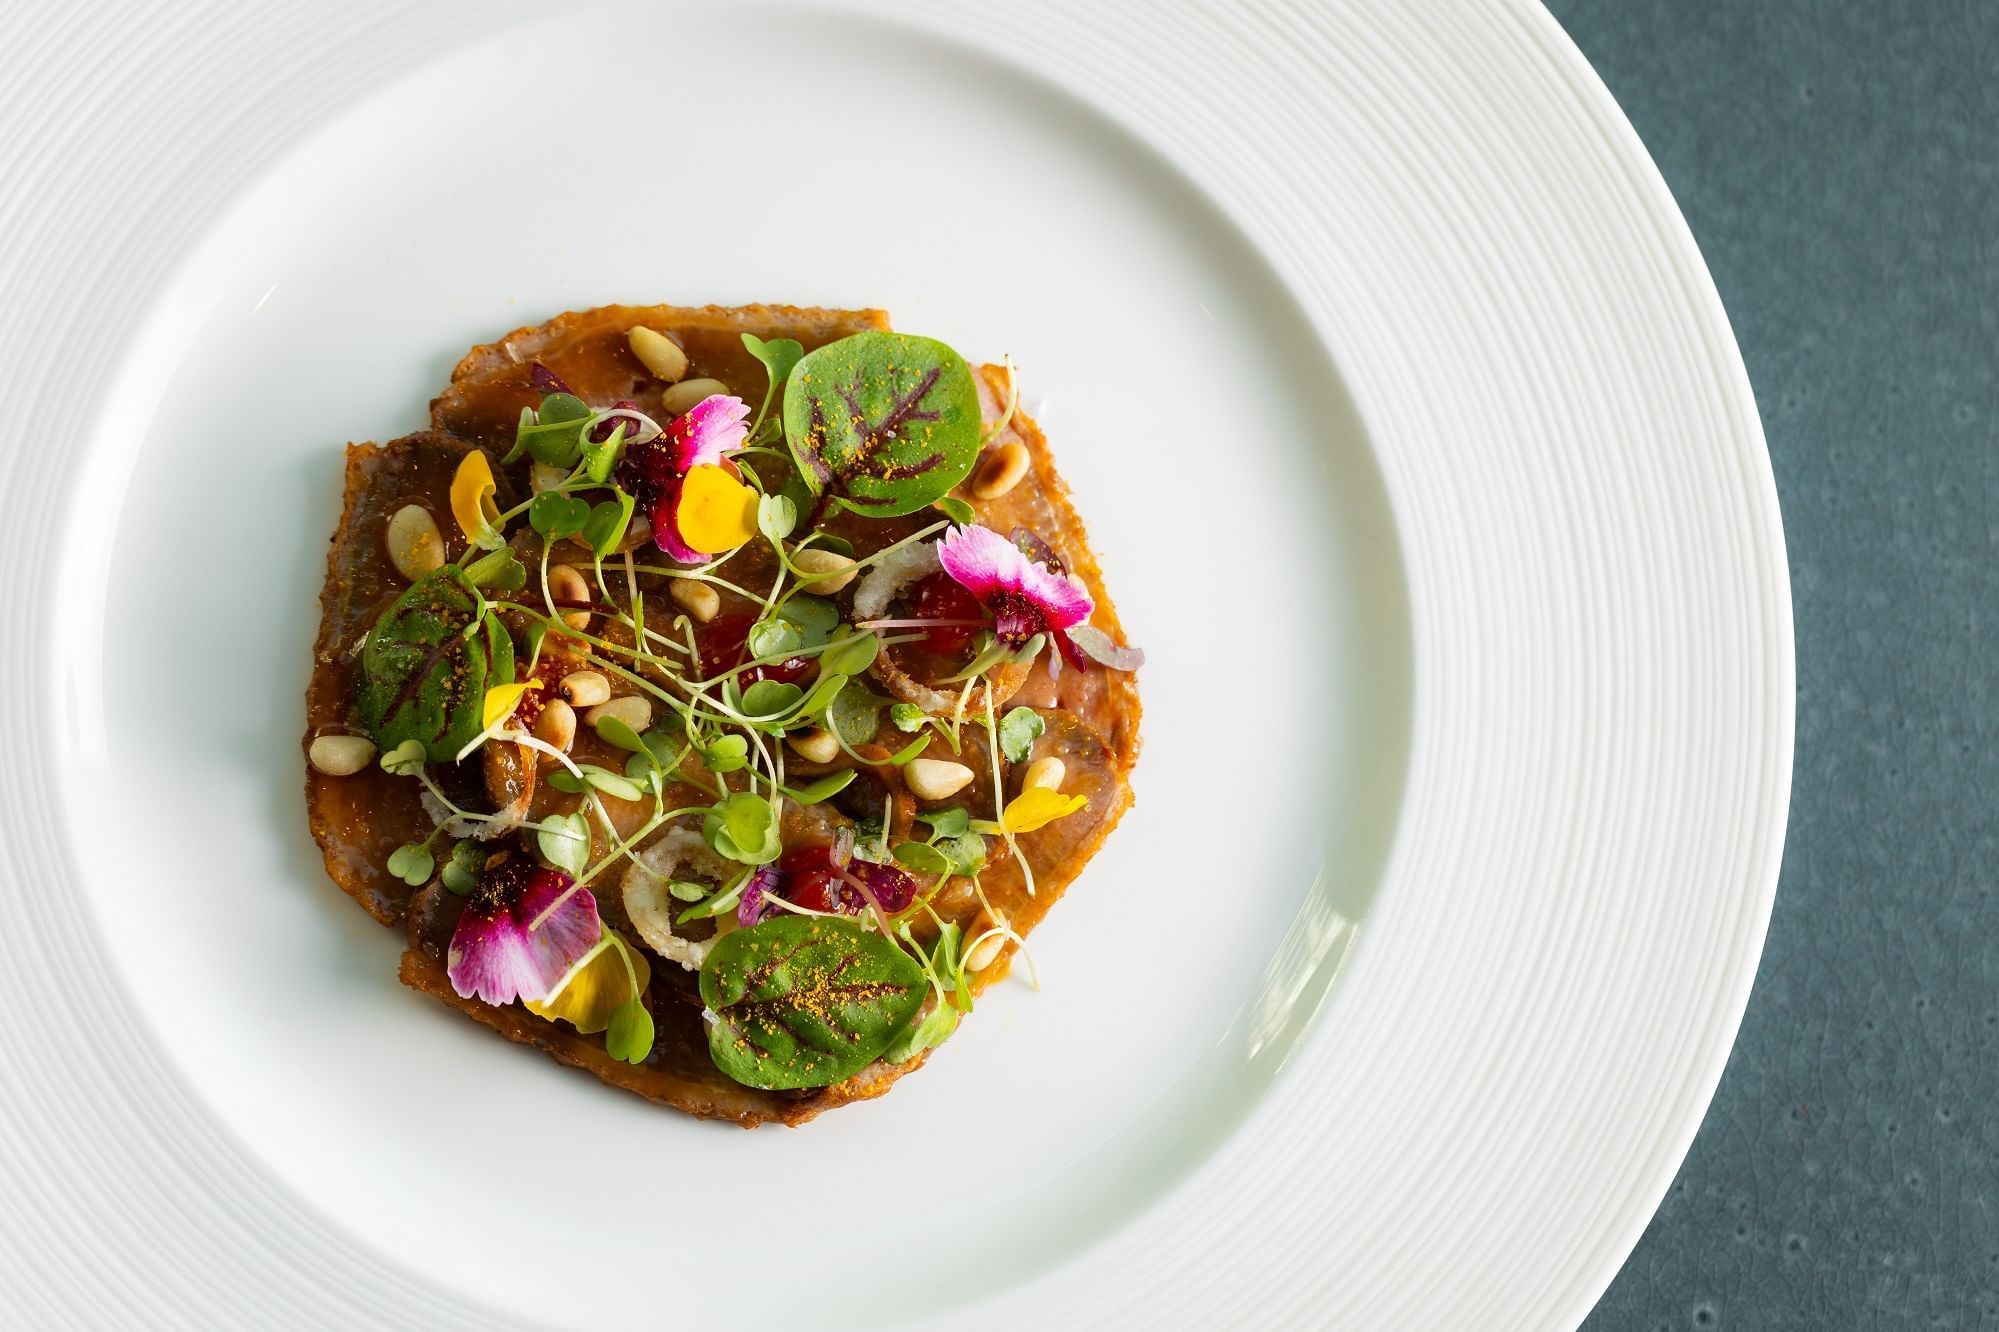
627, 326, 689, 382
670, 578, 721, 623
548, 563, 592, 631
905, 758, 974, 801
385, 504, 444, 581
660, 377, 729, 415
587, 694, 653, 734
308, 734, 376, 776
559, 670, 611, 707
970, 440, 1030, 500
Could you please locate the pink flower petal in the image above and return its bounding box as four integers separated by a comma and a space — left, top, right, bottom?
935, 523, 1019, 602
447, 861, 602, 1006
936, 523, 1094, 640
665, 394, 750, 472
648, 478, 706, 564
1016, 561, 1093, 632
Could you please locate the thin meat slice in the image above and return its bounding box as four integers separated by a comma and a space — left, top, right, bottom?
305, 432, 499, 926
432, 304, 889, 452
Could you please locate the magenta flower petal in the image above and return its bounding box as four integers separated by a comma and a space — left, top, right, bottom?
665, 394, 750, 472
936, 523, 1093, 643
447, 860, 602, 1006
935, 523, 1018, 601
648, 479, 706, 564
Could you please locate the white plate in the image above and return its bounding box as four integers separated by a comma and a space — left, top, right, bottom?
2, 1, 1790, 1328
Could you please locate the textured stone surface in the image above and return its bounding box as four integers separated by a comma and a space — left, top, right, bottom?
1543, 2, 1999, 1328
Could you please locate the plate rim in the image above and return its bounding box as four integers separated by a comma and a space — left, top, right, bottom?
0, 0, 1791, 1326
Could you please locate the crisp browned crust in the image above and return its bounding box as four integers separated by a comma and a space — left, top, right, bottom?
305, 305, 1140, 1124
398, 947, 927, 1127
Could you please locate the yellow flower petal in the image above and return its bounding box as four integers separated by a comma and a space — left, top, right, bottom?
1001, 787, 1088, 835
675, 465, 759, 555
526, 930, 651, 1035
450, 449, 503, 550
482, 682, 531, 731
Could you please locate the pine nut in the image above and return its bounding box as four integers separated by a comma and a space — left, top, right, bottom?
533, 699, 576, 752
308, 734, 376, 776
669, 579, 721, 623
559, 670, 611, 707
385, 504, 444, 582
1021, 756, 1066, 792
530, 462, 567, 495
905, 758, 974, 802
792, 548, 858, 594
587, 694, 653, 734
787, 727, 840, 764
659, 377, 729, 416
969, 440, 1029, 500
964, 914, 1009, 972
627, 326, 688, 382
548, 563, 592, 631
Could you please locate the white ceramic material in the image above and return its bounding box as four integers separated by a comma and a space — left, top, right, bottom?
1, 1, 1790, 1328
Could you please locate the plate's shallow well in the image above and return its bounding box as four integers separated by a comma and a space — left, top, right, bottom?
6, 1, 1789, 1328
58, 6, 1408, 1326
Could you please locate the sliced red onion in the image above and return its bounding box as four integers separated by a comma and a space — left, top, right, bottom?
529, 362, 574, 397
738, 863, 781, 928
853, 859, 918, 914
1010, 525, 1064, 574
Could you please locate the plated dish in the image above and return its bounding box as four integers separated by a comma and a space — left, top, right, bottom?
304, 304, 1143, 1124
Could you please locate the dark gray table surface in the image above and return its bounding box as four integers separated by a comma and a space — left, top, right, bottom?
1541, 3, 1997, 1329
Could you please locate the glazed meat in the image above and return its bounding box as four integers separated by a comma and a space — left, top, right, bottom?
303, 304, 1140, 1125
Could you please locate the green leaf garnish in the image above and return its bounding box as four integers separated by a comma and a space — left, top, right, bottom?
582, 766, 644, 801
385, 842, 434, 886
439, 840, 483, 895
698, 916, 928, 1090
667, 879, 709, 902
604, 997, 655, 1065
919, 807, 970, 839
934, 496, 976, 525
757, 492, 798, 544
580, 422, 626, 484
356, 569, 515, 762
998, 705, 1044, 764
940, 831, 987, 876
886, 734, 930, 766
827, 679, 888, 748
529, 491, 591, 541
790, 670, 851, 722
595, 714, 649, 754
743, 332, 805, 439
781, 594, 840, 637
703, 792, 781, 865
701, 734, 749, 774
538, 811, 591, 877
740, 679, 805, 720
782, 331, 983, 519
746, 617, 805, 660
883, 1002, 959, 1066
516, 393, 593, 468
583, 491, 637, 558
818, 628, 880, 677
379, 737, 427, 777
786, 769, 857, 805
889, 702, 927, 733
464, 546, 527, 592
892, 841, 951, 875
